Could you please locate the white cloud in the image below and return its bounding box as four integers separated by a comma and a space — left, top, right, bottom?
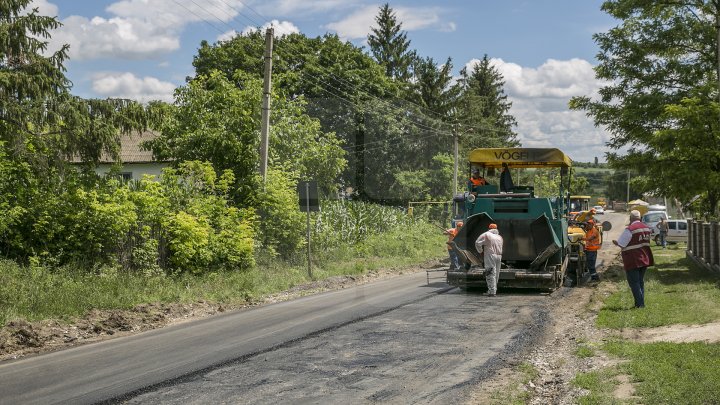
326, 5, 454, 40
463, 58, 611, 162
222, 20, 299, 40
217, 30, 239, 42
92, 72, 176, 103
47, 0, 245, 60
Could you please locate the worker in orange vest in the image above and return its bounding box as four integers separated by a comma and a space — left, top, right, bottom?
468, 168, 486, 190
444, 221, 463, 271
584, 219, 601, 281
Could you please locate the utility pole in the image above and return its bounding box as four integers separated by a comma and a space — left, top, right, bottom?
259, 27, 274, 183
716, 10, 720, 106
453, 125, 459, 197
626, 169, 630, 203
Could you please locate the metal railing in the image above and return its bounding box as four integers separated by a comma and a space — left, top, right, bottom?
687, 220, 720, 273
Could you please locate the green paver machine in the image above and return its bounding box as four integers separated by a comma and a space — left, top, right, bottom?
447, 148, 572, 291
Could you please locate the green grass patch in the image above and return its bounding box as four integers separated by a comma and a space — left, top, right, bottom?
0, 221, 446, 325
603, 340, 720, 404
572, 367, 623, 405
587, 243, 720, 404
597, 244, 720, 329
486, 362, 538, 405
575, 344, 595, 358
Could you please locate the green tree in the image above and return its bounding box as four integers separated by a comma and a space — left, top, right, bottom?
605, 169, 641, 203
192, 32, 403, 200
367, 3, 416, 82
532, 169, 588, 198
0, 0, 150, 263
407, 57, 457, 166
455, 55, 519, 154
148, 71, 346, 205
0, 1, 148, 173
570, 1, 720, 215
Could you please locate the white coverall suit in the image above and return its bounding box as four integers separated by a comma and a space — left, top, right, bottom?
475, 229, 504, 295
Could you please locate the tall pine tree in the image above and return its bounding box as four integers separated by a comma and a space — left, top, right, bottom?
367, 3, 415, 82
410, 56, 457, 164
455, 55, 518, 152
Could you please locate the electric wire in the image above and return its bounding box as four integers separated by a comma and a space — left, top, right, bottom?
197, 0, 516, 140
192, 0, 462, 131
171, 0, 515, 150
172, 0, 458, 143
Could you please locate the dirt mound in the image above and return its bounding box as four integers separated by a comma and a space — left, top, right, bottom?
0, 302, 225, 362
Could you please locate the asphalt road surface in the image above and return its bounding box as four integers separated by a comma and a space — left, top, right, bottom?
0, 211, 629, 405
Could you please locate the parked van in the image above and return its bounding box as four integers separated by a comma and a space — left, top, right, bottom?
654, 219, 688, 245
642, 210, 669, 239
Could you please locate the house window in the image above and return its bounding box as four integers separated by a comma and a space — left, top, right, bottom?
120, 172, 133, 181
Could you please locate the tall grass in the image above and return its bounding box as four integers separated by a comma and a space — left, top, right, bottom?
312, 200, 418, 247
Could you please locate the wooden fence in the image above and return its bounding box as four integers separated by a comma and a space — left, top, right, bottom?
687, 220, 720, 273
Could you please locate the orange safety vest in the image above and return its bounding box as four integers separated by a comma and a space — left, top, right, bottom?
584, 226, 601, 251
446, 228, 458, 250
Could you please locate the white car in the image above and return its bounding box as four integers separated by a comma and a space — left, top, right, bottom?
642, 210, 668, 238
592, 205, 605, 215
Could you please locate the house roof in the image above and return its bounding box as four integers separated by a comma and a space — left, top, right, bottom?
72, 130, 162, 164
112, 130, 158, 163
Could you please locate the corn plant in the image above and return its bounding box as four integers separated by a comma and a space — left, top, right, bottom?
311, 200, 416, 248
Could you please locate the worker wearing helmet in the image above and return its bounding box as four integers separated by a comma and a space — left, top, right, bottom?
468, 167, 487, 190
444, 221, 464, 271
584, 219, 601, 281
475, 223, 503, 296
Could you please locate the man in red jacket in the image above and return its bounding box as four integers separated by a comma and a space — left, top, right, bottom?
612, 210, 655, 308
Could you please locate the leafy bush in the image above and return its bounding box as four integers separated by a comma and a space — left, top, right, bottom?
256, 169, 306, 257
0, 160, 255, 275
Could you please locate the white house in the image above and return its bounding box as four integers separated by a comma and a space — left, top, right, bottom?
91, 131, 170, 181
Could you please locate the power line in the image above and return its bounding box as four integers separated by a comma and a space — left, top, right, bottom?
176, 0, 457, 142
197, 0, 459, 128
173, 0, 515, 151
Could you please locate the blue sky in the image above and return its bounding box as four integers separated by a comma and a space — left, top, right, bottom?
32, 0, 617, 162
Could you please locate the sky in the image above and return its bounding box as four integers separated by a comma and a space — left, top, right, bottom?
30, 0, 618, 163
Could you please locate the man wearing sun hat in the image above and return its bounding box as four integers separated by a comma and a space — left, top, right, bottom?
475, 223, 503, 296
